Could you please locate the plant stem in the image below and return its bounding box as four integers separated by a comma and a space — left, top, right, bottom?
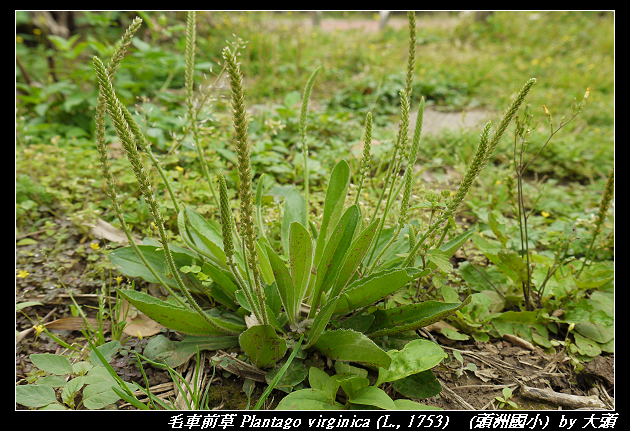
94, 55, 235, 334
299, 66, 321, 226
185, 11, 219, 211
577, 167, 614, 277
401, 78, 536, 269
355, 111, 373, 206
222, 47, 268, 325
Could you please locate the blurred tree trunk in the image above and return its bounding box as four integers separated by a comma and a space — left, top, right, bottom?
474, 11, 493, 22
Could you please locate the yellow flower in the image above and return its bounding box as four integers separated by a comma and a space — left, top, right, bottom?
175, 166, 184, 173
115, 276, 123, 285
33, 324, 45, 338
90, 242, 101, 250
17, 270, 29, 278
541, 211, 550, 218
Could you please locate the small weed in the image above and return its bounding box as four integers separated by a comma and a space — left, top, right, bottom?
495, 387, 519, 410
16, 341, 139, 410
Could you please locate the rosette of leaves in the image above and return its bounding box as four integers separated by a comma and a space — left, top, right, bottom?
96, 13, 533, 388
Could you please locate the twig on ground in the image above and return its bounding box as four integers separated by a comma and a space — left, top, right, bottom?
437, 378, 475, 410
518, 384, 606, 409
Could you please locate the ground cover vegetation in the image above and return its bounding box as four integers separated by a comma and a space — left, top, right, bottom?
16, 11, 613, 410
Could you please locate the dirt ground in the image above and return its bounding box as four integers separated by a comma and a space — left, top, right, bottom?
15, 298, 614, 410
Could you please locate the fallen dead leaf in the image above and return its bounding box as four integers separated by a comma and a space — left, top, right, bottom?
120, 299, 164, 338
84, 218, 142, 245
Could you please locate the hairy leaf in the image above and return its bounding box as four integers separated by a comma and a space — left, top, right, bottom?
116, 288, 245, 335
334, 268, 428, 314
313, 329, 391, 369
375, 339, 447, 386
239, 324, 287, 369
366, 296, 471, 338
314, 160, 350, 264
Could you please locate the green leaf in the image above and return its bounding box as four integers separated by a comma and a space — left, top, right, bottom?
89, 341, 121, 367
289, 221, 313, 321
16, 301, 44, 311
15, 384, 58, 408
313, 329, 391, 369
116, 288, 245, 336
183, 206, 227, 265
459, 261, 508, 292
329, 217, 380, 298
82, 381, 121, 409
314, 205, 360, 303
490, 310, 550, 344
30, 353, 73, 375
392, 369, 443, 399
255, 334, 305, 408
281, 187, 307, 253
393, 399, 442, 410
201, 262, 238, 297
304, 295, 340, 349
61, 376, 84, 408
426, 249, 452, 273
308, 366, 330, 391
336, 374, 370, 400
573, 332, 602, 357
366, 297, 471, 338
471, 234, 502, 262
440, 229, 475, 258
239, 324, 287, 369
265, 244, 296, 325
337, 313, 375, 333
574, 319, 613, 344
256, 238, 276, 285
488, 211, 509, 247
109, 244, 196, 289
334, 268, 428, 315
143, 334, 239, 368
375, 339, 447, 387
349, 386, 396, 410
265, 360, 308, 394
276, 388, 344, 410
314, 160, 350, 264
334, 362, 367, 378
498, 249, 528, 284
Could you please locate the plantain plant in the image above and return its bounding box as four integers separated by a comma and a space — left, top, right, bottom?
94, 12, 536, 400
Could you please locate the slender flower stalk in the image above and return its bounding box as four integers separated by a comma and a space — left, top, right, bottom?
94, 55, 237, 334
299, 66, 321, 225
578, 168, 614, 277
108, 17, 143, 77
222, 47, 268, 325
218, 172, 263, 321
406, 11, 416, 99
366, 90, 410, 269
93, 17, 182, 304
484, 78, 537, 166
354, 112, 373, 206
218, 172, 236, 265
384, 95, 426, 215
402, 78, 536, 268
408, 96, 425, 166
184, 11, 218, 208
403, 122, 489, 268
